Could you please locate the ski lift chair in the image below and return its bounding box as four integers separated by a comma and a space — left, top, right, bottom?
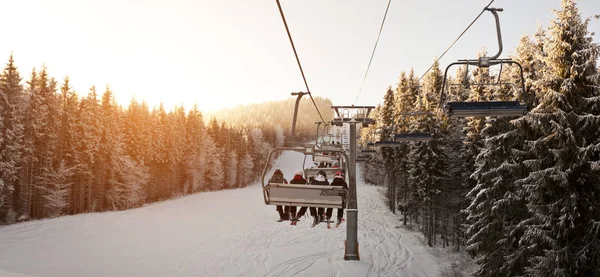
440, 7, 528, 118
356, 155, 371, 162
374, 129, 402, 148
392, 111, 434, 142
331, 106, 376, 127
262, 146, 348, 209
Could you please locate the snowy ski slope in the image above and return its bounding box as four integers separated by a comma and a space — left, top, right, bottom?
0, 151, 448, 277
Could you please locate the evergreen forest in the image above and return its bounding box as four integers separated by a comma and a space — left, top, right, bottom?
361, 1, 600, 276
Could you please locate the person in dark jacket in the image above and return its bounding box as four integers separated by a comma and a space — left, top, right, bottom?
310, 171, 329, 223
292, 170, 329, 226
326, 171, 348, 227
268, 169, 290, 221
287, 169, 307, 222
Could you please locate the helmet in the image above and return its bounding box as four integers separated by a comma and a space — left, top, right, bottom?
294, 169, 304, 176
274, 169, 283, 175
334, 171, 344, 178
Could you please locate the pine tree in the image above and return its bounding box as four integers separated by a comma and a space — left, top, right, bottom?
74, 87, 102, 212
380, 86, 396, 211
0, 54, 24, 222
511, 1, 600, 275
57, 77, 82, 214
184, 105, 207, 193
407, 60, 445, 245
465, 67, 533, 275
40, 161, 75, 218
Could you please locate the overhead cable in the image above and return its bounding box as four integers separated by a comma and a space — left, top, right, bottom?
418, 0, 496, 81
352, 0, 393, 105
275, 0, 326, 123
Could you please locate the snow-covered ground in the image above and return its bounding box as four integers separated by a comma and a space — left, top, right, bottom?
0, 151, 454, 277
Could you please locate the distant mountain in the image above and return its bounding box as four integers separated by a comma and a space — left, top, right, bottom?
205, 96, 334, 141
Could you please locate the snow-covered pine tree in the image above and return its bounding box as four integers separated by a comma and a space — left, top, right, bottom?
25, 67, 59, 218
106, 138, 148, 211
0, 54, 25, 222
57, 77, 83, 215
183, 105, 207, 193
437, 64, 470, 250
204, 135, 224, 191
226, 150, 238, 189
380, 86, 396, 211
465, 48, 536, 276
512, 1, 600, 275
462, 49, 494, 193
74, 87, 102, 212
249, 128, 271, 181
238, 151, 254, 187
407, 60, 445, 245
167, 106, 187, 195
39, 161, 75, 218
394, 69, 419, 224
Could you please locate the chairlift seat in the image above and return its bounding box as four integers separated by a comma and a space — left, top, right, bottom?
321, 145, 343, 151
313, 155, 340, 163
332, 118, 344, 127
264, 183, 347, 209
394, 133, 433, 142
374, 141, 402, 148
446, 101, 528, 117
356, 156, 370, 162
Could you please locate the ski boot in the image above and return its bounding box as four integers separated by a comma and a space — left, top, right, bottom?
311, 216, 319, 228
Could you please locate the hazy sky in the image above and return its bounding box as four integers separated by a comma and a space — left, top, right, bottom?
2, 0, 599, 113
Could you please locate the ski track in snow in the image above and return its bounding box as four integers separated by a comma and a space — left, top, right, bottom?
0, 151, 443, 277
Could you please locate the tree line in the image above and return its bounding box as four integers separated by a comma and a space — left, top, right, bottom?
0, 56, 322, 224
206, 96, 334, 140
361, 0, 599, 276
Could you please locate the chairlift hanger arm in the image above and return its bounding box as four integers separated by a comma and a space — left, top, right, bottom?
484, 7, 504, 60
314, 122, 323, 149
290, 92, 308, 146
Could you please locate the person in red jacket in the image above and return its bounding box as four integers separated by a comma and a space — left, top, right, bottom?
269, 169, 290, 221
326, 171, 348, 228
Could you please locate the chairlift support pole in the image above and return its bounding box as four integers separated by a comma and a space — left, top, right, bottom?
290, 92, 308, 146
330, 105, 375, 261
345, 119, 359, 261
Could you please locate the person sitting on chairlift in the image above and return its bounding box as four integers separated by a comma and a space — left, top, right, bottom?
292, 170, 329, 227
287, 169, 307, 224
269, 169, 291, 222
326, 171, 348, 227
